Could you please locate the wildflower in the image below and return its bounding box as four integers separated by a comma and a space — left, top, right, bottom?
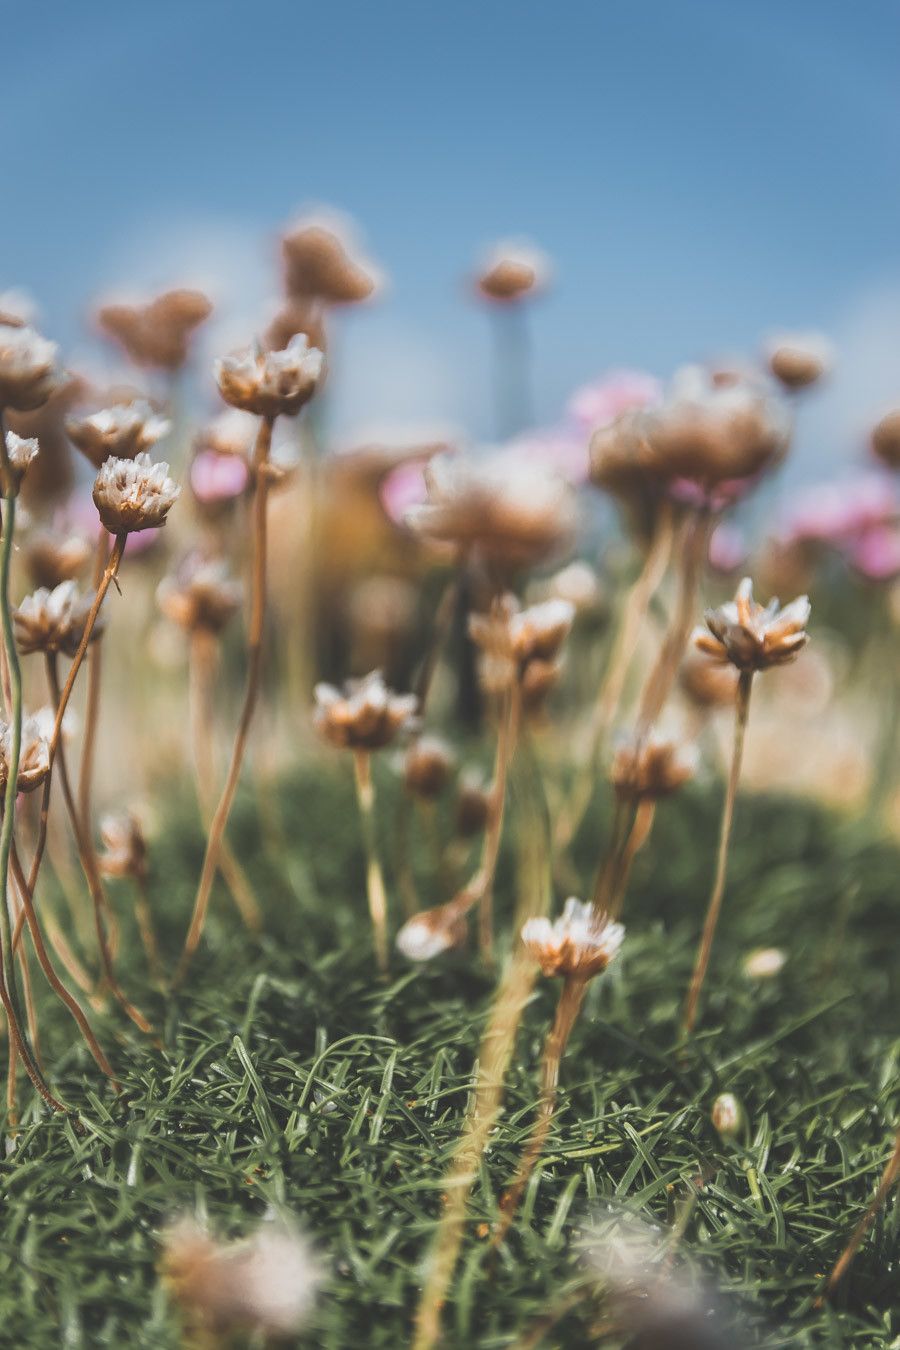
404, 735, 456, 801
66, 400, 170, 468
4, 430, 39, 489
98, 811, 147, 880
567, 369, 661, 432
314, 671, 417, 752
282, 214, 380, 304
0, 716, 50, 793
0, 289, 36, 328
157, 557, 243, 635
190, 450, 250, 506
743, 946, 786, 979
215, 334, 324, 419
194, 408, 258, 459
92, 452, 180, 534
405, 452, 576, 568
711, 1092, 744, 1139
871, 409, 900, 471
265, 299, 328, 355
455, 769, 493, 837
0, 324, 60, 411
96, 289, 212, 370
509, 598, 575, 663
541, 560, 605, 616
476, 240, 550, 302
469, 595, 575, 694
765, 332, 832, 390
694, 577, 810, 671
396, 906, 467, 961
14, 580, 105, 657
708, 522, 748, 574
610, 733, 698, 801
520, 656, 563, 713
521, 897, 624, 980
161, 1216, 321, 1338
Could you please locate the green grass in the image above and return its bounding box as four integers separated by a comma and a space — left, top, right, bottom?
0, 754, 897, 1348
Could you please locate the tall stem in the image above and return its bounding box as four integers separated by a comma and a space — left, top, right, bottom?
682, 669, 752, 1036
353, 750, 389, 975
77, 526, 109, 832
478, 684, 518, 962
492, 304, 532, 439
177, 414, 274, 982
494, 974, 588, 1246
822, 1130, 900, 1300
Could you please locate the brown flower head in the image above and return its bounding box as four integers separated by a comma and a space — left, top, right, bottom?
92, 452, 180, 534
98, 811, 147, 880
14, 580, 106, 657
4, 430, 39, 490
404, 735, 456, 800
872, 410, 900, 471
521, 898, 625, 980
25, 528, 91, 590
694, 576, 810, 671
157, 556, 243, 635
281, 214, 380, 305
406, 452, 576, 569
0, 324, 60, 411
215, 335, 324, 419
476, 240, 551, 303
610, 733, 698, 801
520, 656, 563, 715
0, 715, 50, 793
264, 298, 329, 355
66, 400, 170, 469
455, 769, 493, 837
96, 289, 212, 370
193, 408, 258, 459
765, 333, 832, 391
314, 670, 417, 751
469, 594, 574, 694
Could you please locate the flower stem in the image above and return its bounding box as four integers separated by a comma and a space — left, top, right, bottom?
352, 750, 390, 975
478, 684, 518, 963
821, 1129, 900, 1301
682, 668, 753, 1036
77, 525, 109, 833
177, 414, 274, 983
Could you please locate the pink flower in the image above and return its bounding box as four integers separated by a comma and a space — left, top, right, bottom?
190, 450, 249, 504
494, 427, 589, 485
782, 475, 897, 545
708, 522, 748, 573
567, 369, 661, 433
847, 526, 900, 581
379, 459, 428, 527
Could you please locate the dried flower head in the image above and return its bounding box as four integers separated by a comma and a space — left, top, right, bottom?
520, 656, 563, 714
404, 735, 456, 800
765, 333, 832, 390
157, 557, 243, 635
542, 560, 605, 616
521, 897, 624, 980
742, 946, 786, 979
469, 594, 575, 694
610, 733, 698, 800
396, 905, 467, 961
455, 769, 493, 837
26, 528, 91, 589
509, 597, 575, 663
96, 289, 212, 370
0, 324, 60, 411
66, 400, 170, 469
161, 1216, 321, 1338
639, 366, 790, 488
14, 580, 105, 657
406, 453, 576, 569
98, 811, 147, 880
476, 240, 550, 302
711, 1092, 743, 1139
314, 670, 417, 751
4, 430, 39, 489
282, 214, 380, 305
93, 452, 180, 534
872, 409, 900, 471
694, 577, 810, 672
0, 716, 50, 793
215, 334, 324, 418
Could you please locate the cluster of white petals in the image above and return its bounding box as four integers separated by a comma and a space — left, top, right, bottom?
0, 324, 60, 410
215, 334, 324, 418
0, 715, 51, 793
93, 452, 180, 534
695, 577, 810, 671
521, 897, 625, 979
67, 400, 170, 467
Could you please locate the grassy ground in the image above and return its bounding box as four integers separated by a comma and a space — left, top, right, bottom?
0, 753, 896, 1348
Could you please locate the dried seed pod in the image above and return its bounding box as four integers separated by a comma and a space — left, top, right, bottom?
314, 670, 417, 751
404, 735, 456, 800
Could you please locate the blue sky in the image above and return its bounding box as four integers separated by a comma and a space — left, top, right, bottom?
5, 0, 900, 466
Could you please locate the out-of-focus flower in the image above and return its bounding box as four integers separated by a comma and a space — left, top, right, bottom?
781, 475, 897, 546
264, 298, 329, 355
32, 703, 77, 746
455, 769, 492, 837
711, 1092, 744, 1139
847, 526, 900, 581
404, 735, 456, 800
541, 560, 605, 617
610, 733, 698, 801
281, 213, 380, 305
521, 897, 624, 979
475, 240, 550, 303
157, 557, 243, 635
708, 522, 748, 574
492, 426, 590, 485
405, 452, 576, 569
568, 369, 661, 432
194, 408, 258, 459
695, 577, 810, 672
871, 409, 900, 471
215, 334, 324, 419
743, 946, 786, 979
679, 650, 738, 709
93, 453, 180, 535
0, 289, 37, 329
161, 1216, 321, 1338
14, 580, 105, 657
469, 594, 575, 695
190, 450, 250, 506
66, 400, 170, 469
0, 716, 50, 792
96, 289, 212, 370
98, 811, 147, 880
764, 333, 833, 390
4, 430, 39, 489
396, 905, 467, 961
0, 324, 60, 411
520, 656, 563, 714
314, 670, 417, 751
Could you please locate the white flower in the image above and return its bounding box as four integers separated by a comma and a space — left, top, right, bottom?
521, 897, 624, 979
5, 430, 38, 484
0, 715, 50, 793
0, 324, 60, 411
215, 334, 324, 418
67, 400, 170, 467
93, 452, 180, 534
695, 577, 811, 671
396, 913, 456, 961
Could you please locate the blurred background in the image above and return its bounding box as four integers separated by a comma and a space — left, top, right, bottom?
6, 0, 899, 472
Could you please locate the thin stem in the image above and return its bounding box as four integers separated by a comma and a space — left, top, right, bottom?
492, 304, 532, 440
177, 414, 274, 983
821, 1130, 900, 1301
133, 870, 161, 981
353, 750, 389, 976
682, 669, 753, 1036
494, 974, 588, 1246
478, 684, 518, 963
77, 526, 109, 833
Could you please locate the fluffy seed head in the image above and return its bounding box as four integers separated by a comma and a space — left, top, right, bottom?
694, 576, 811, 672
314, 670, 417, 751
93, 452, 180, 534
215, 334, 324, 418
0, 324, 60, 411
521, 898, 625, 980
67, 400, 170, 468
